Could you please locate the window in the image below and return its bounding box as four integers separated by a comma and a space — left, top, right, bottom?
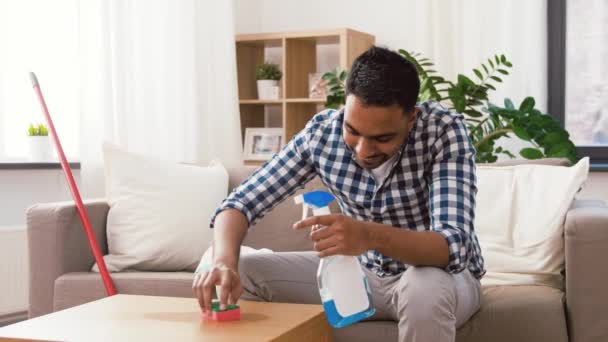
548, 0, 608, 166
0, 0, 79, 161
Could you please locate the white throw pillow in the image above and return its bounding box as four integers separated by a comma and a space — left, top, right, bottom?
91, 144, 228, 272
476, 157, 589, 289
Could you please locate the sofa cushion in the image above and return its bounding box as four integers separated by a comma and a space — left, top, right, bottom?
333, 285, 568, 342
456, 285, 568, 342
53, 272, 195, 312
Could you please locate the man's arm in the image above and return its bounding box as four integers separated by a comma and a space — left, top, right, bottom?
368, 224, 449, 267
426, 115, 478, 274
208, 112, 324, 230
293, 214, 449, 268
212, 209, 249, 271
193, 209, 247, 312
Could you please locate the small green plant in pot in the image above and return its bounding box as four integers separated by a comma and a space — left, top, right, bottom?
27, 123, 49, 136
27, 123, 53, 161
255, 62, 282, 100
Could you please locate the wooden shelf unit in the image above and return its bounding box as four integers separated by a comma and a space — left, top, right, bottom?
235, 28, 375, 147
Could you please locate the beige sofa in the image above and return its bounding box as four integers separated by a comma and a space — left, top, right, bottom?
27, 166, 608, 342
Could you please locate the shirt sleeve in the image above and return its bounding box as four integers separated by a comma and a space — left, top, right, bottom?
429, 115, 478, 274
209, 120, 317, 228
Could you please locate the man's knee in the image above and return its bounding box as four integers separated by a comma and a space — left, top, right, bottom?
238, 254, 270, 301
238, 252, 320, 304
394, 267, 457, 322
238, 254, 262, 278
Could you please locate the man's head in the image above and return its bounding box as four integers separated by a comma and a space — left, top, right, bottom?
343, 46, 420, 169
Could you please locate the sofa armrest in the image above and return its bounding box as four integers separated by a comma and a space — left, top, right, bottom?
565, 199, 608, 342
26, 200, 109, 318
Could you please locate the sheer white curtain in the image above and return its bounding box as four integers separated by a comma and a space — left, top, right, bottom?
418, 0, 547, 158
422, 0, 547, 111
78, 0, 242, 197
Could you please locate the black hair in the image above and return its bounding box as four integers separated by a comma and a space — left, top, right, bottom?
346, 46, 420, 113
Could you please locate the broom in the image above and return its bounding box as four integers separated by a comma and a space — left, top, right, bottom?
30, 72, 117, 296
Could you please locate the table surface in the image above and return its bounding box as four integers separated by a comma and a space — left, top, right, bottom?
0, 294, 332, 342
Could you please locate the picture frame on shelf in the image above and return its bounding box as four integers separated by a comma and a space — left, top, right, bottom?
243, 128, 283, 161
308, 72, 328, 99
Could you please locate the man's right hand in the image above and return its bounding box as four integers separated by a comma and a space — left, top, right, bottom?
192, 263, 243, 312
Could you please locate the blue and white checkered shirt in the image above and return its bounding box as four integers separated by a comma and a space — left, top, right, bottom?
210, 101, 485, 279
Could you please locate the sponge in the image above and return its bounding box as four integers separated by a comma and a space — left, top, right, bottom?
202, 300, 241, 321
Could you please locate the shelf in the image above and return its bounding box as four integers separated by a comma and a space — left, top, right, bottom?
244, 160, 266, 166
235, 38, 282, 47
239, 99, 283, 105
239, 98, 326, 104
285, 102, 322, 142
235, 28, 374, 150
236, 28, 373, 42
285, 98, 326, 104
239, 98, 326, 105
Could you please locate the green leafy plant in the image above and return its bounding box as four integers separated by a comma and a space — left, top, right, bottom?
323, 52, 577, 164
399, 50, 513, 119
27, 123, 49, 136
321, 68, 348, 109
255, 62, 282, 81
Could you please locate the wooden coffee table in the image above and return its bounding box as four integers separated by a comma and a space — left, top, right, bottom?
0, 294, 332, 341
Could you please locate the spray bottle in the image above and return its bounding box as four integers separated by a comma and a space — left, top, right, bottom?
294, 190, 375, 328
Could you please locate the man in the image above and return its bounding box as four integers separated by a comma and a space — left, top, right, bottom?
193, 46, 484, 342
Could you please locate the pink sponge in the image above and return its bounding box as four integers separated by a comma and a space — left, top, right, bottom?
202, 301, 241, 321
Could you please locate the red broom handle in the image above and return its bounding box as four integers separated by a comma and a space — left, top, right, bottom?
30, 72, 117, 296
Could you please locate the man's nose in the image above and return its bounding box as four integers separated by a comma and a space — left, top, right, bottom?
355, 138, 375, 159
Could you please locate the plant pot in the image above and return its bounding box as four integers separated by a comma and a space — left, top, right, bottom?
27, 136, 54, 162
257, 80, 280, 100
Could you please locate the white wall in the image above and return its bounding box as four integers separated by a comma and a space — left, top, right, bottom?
0, 169, 80, 227
0, 168, 81, 315
0, 226, 28, 317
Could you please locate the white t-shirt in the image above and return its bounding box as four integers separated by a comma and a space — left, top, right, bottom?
370, 153, 399, 185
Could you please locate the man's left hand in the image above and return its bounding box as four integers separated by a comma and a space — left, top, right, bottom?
292, 214, 372, 257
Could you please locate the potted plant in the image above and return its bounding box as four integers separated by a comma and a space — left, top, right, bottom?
27, 123, 53, 161
256, 62, 282, 100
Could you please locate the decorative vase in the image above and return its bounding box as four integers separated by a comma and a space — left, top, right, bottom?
27, 136, 53, 162
257, 80, 280, 100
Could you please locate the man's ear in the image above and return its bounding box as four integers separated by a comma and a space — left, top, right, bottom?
406, 107, 418, 130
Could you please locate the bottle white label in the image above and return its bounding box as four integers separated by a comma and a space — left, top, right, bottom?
323, 255, 370, 316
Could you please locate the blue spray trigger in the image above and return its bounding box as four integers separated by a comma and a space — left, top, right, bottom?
302, 191, 335, 209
